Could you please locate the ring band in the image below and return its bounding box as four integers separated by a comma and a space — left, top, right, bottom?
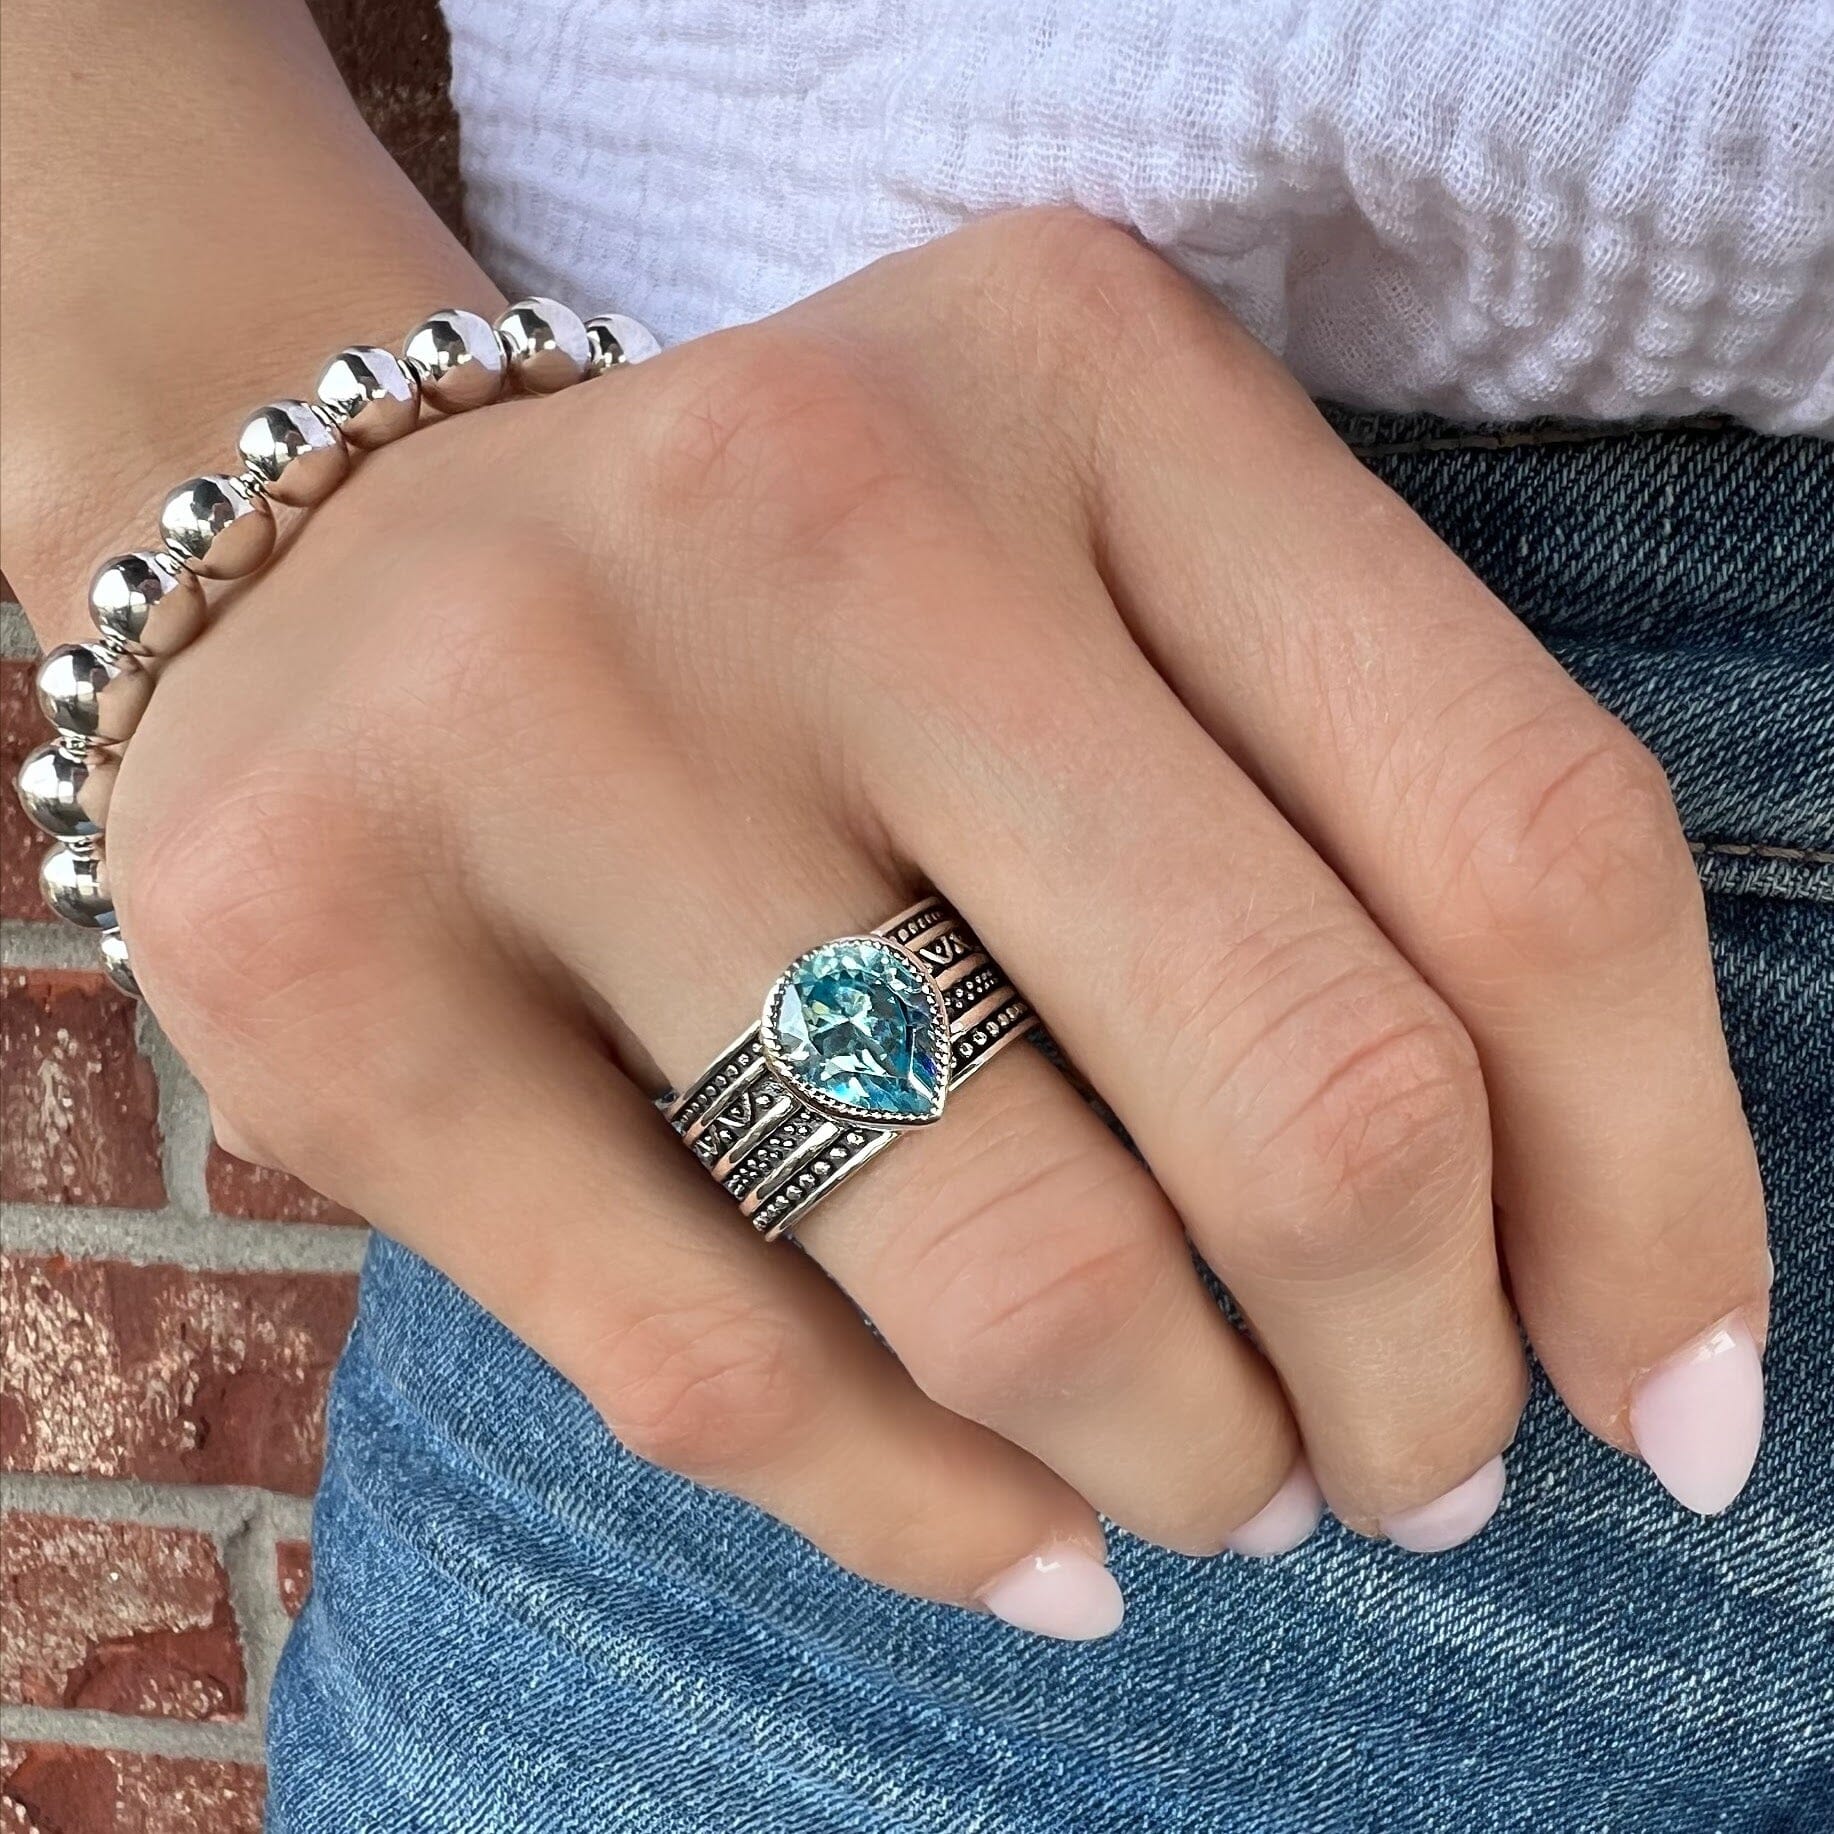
665, 895, 1038, 1239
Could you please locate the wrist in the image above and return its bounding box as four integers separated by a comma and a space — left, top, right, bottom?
3, 256, 506, 649
0, 0, 502, 645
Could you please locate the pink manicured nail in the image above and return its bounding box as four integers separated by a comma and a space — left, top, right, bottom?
1630, 1313, 1764, 1515
978, 1546, 1124, 1641
1227, 1459, 1325, 1557
1380, 1455, 1506, 1553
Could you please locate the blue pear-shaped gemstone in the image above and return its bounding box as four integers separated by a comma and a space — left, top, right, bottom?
768, 938, 947, 1121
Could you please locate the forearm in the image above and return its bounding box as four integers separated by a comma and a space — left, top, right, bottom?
0, 0, 499, 644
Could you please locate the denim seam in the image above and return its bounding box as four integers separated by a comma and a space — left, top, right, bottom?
1689, 840, 1834, 867
1344, 414, 1734, 460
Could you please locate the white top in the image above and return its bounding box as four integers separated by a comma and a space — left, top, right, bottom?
440, 0, 1834, 434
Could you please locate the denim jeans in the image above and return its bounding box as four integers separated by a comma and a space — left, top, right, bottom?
267, 412, 1834, 1832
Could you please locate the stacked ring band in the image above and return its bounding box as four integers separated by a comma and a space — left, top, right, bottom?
14, 298, 663, 999
666, 896, 1041, 1239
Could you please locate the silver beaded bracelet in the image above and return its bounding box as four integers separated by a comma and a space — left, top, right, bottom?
15, 297, 660, 999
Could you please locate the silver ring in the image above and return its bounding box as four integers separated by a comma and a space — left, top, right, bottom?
665, 895, 1039, 1239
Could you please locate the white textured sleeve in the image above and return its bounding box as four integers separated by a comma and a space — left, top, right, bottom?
442, 0, 1834, 432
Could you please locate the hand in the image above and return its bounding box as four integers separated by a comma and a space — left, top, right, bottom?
110, 209, 1768, 1637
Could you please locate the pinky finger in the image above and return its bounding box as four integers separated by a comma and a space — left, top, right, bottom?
319, 978, 1124, 1642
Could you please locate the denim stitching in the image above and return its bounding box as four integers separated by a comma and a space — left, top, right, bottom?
1346, 415, 1733, 461
1689, 840, 1834, 867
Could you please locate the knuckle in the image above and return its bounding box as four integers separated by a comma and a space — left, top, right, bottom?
952, 205, 1219, 381
626, 325, 918, 553
1291, 1016, 1484, 1212
1444, 714, 1697, 967
970, 206, 1170, 326
115, 757, 427, 1187
121, 763, 370, 1034
894, 1136, 1167, 1420
591, 1297, 808, 1480
1225, 975, 1488, 1272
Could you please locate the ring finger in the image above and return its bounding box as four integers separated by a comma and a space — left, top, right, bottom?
513, 770, 1312, 1560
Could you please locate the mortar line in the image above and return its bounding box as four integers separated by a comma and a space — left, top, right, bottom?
0, 1702, 268, 1766
1, 919, 97, 970
220, 1503, 287, 1730
0, 1200, 367, 1272
1, 1471, 314, 1539
144, 1011, 217, 1216
1, 599, 36, 659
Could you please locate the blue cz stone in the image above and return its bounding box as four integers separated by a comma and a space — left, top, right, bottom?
770, 939, 947, 1120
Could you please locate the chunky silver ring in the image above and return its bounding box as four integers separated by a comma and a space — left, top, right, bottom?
665, 895, 1039, 1240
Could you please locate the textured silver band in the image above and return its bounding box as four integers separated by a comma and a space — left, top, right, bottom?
664, 895, 1039, 1240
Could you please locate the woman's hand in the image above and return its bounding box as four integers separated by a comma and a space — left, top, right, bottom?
108, 210, 1767, 1636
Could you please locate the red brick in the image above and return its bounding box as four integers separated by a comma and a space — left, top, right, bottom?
205, 1146, 363, 1227
275, 1540, 312, 1617
1, 1514, 243, 1721
2, 659, 50, 924
1, 1258, 357, 1494
2, 1741, 263, 1834
1, 972, 165, 1210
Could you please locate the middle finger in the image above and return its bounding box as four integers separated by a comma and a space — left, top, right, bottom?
860, 537, 1527, 1542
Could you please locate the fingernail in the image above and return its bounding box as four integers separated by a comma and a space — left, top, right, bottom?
1630, 1313, 1764, 1515
978, 1545, 1124, 1641
1226, 1458, 1325, 1557
1380, 1455, 1506, 1553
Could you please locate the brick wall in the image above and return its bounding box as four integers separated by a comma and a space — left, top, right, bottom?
3, 588, 366, 1826
3, 8, 458, 1826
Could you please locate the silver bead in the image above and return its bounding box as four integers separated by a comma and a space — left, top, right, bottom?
40, 842, 117, 929
98, 929, 142, 999
98, 928, 142, 998
15, 741, 117, 840
496, 297, 591, 394
35, 644, 152, 744
316, 346, 420, 447
585, 314, 663, 374
238, 400, 350, 506
160, 474, 276, 579
404, 307, 506, 412
89, 550, 207, 657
